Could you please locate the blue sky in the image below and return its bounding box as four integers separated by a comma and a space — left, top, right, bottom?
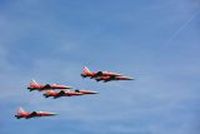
0, 0, 200, 134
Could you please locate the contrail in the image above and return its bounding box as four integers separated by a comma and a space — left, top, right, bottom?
165, 9, 200, 45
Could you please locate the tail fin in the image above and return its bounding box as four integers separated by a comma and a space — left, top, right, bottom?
17, 107, 26, 114
30, 79, 39, 86
83, 66, 91, 74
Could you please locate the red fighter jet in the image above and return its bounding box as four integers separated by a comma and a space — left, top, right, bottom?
27, 80, 72, 92
15, 107, 57, 119
43, 89, 98, 99
81, 66, 134, 82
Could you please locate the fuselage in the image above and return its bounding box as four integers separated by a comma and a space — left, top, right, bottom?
43, 90, 98, 98
15, 111, 56, 119
27, 83, 72, 91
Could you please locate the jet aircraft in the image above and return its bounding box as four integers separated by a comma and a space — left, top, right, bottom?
15, 107, 57, 119
81, 66, 134, 82
27, 80, 72, 92
43, 89, 98, 99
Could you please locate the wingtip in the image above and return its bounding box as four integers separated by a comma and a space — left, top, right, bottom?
90, 91, 99, 94
125, 76, 134, 80
94, 91, 99, 94
52, 113, 58, 116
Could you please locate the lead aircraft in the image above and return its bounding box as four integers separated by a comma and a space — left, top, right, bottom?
81, 66, 134, 82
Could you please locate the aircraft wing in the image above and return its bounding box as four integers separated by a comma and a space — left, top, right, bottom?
42, 84, 51, 89
103, 71, 122, 76
95, 75, 114, 81
26, 111, 37, 118
58, 90, 66, 96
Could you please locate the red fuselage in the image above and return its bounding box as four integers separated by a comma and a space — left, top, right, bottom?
27, 83, 72, 91
81, 67, 133, 82
15, 111, 56, 119
43, 90, 98, 98
81, 71, 122, 78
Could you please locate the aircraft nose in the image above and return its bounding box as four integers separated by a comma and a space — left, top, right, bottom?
50, 113, 58, 116
126, 76, 134, 80
91, 91, 99, 94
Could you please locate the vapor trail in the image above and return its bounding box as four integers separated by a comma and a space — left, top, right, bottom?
165, 9, 200, 45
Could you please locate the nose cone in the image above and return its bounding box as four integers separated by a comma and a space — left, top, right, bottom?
127, 77, 134, 80
78, 90, 99, 94
49, 112, 58, 116
121, 76, 134, 80
90, 91, 99, 94
85, 90, 99, 94
117, 76, 134, 81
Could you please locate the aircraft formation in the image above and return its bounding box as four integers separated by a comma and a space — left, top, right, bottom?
15, 66, 134, 119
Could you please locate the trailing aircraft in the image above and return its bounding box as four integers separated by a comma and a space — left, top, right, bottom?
15, 107, 57, 119
43, 89, 98, 99
27, 80, 72, 92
